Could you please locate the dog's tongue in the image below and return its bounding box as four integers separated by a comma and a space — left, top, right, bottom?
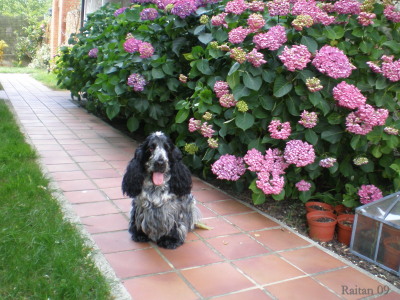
152, 172, 164, 186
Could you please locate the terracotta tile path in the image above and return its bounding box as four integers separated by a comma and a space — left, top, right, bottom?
1, 73, 399, 300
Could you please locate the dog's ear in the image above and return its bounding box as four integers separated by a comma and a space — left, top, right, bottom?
169, 145, 192, 197
122, 147, 145, 197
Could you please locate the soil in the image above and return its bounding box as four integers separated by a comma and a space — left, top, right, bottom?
309, 205, 329, 211
74, 100, 400, 289
315, 217, 335, 222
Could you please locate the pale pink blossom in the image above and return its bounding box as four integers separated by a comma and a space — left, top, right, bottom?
253, 25, 287, 51
284, 140, 316, 167
384, 5, 400, 23
298, 111, 318, 128
200, 122, 215, 138
268, 120, 292, 140
266, 0, 290, 16
247, 13, 266, 32
296, 180, 312, 191
332, 81, 366, 110
278, 45, 311, 72
188, 118, 201, 132
246, 48, 267, 67
211, 154, 246, 181
319, 157, 337, 168
358, 185, 383, 205
333, 0, 361, 15
225, 0, 248, 15
228, 26, 251, 44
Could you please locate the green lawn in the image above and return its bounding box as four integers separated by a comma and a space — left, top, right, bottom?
0, 100, 111, 299
0, 66, 63, 90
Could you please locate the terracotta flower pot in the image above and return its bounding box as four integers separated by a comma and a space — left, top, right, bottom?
337, 214, 355, 246
383, 236, 400, 271
305, 201, 334, 213
307, 211, 337, 242
334, 204, 353, 215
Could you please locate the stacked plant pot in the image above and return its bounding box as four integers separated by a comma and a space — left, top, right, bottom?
306, 202, 354, 245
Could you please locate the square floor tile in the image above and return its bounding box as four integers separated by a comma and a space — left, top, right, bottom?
72, 201, 120, 217
195, 217, 241, 239
50, 170, 88, 181
233, 254, 305, 285
197, 203, 218, 218
192, 189, 233, 203
113, 198, 132, 213
105, 248, 171, 278
93, 177, 123, 188
82, 213, 128, 234
102, 187, 126, 200
78, 161, 112, 171
205, 200, 252, 216
85, 169, 121, 179
314, 267, 392, 299
208, 233, 268, 260
63, 190, 108, 204
123, 272, 198, 300
182, 263, 254, 298
92, 231, 150, 253
266, 277, 341, 300
254, 228, 310, 251
159, 240, 222, 269
279, 247, 346, 274
213, 289, 273, 300
57, 179, 97, 192
225, 212, 279, 232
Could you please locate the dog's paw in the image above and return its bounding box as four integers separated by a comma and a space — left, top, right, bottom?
156, 236, 184, 249
131, 233, 150, 243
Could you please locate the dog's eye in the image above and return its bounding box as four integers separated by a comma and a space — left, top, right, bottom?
149, 144, 156, 152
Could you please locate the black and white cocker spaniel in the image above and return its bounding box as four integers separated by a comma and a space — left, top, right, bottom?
122, 131, 201, 249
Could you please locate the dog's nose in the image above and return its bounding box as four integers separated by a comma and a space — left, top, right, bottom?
154, 158, 167, 172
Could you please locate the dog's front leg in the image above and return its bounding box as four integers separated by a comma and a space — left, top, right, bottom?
129, 204, 150, 243
156, 225, 184, 249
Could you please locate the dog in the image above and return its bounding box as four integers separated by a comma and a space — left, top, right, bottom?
122, 131, 201, 249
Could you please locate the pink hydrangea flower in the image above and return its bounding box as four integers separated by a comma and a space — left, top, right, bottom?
171, 0, 198, 18
268, 120, 291, 140
200, 122, 215, 138
256, 172, 285, 195
188, 118, 201, 132
319, 157, 337, 168
246, 48, 267, 67
295, 180, 311, 191
248, 1, 266, 12
230, 47, 247, 64
284, 140, 316, 167
225, 0, 248, 15
214, 81, 230, 98
298, 110, 318, 128
345, 112, 374, 135
266, 0, 290, 16
140, 8, 159, 20
333, 0, 361, 15
219, 94, 237, 108
292, 0, 335, 25
357, 12, 376, 26
278, 45, 311, 72
384, 5, 400, 23
312, 45, 356, 79
356, 104, 388, 127
124, 38, 143, 53
247, 13, 266, 32
127, 73, 147, 92
211, 154, 246, 181
306, 77, 323, 92
332, 81, 366, 110
366, 61, 382, 73
114, 7, 128, 17
228, 26, 251, 44
138, 42, 154, 58
382, 55, 394, 63
88, 48, 98, 58
211, 13, 228, 28
253, 25, 287, 51
244, 148, 265, 172
382, 59, 400, 82
358, 185, 383, 205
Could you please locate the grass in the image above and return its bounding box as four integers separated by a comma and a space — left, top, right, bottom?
0, 100, 111, 299
0, 66, 63, 90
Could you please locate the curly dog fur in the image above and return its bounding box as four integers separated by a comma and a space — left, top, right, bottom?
122, 132, 201, 249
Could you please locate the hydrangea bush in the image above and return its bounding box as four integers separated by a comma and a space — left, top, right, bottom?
55, 0, 400, 207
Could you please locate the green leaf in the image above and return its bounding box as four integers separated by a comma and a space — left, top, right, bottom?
194, 25, 205, 35
273, 75, 293, 97
235, 113, 255, 131
127, 117, 139, 132
196, 59, 213, 75
214, 29, 228, 42
114, 84, 125, 96
272, 189, 285, 201
321, 127, 343, 144
228, 62, 240, 76
301, 36, 318, 53
175, 108, 189, 123
198, 33, 213, 44
227, 71, 240, 90
243, 73, 262, 91
152, 68, 165, 79
232, 84, 250, 100
262, 69, 275, 83
259, 94, 275, 111
172, 37, 187, 56
375, 77, 388, 90
383, 41, 400, 54
305, 129, 318, 145
106, 103, 120, 120
323, 26, 344, 40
